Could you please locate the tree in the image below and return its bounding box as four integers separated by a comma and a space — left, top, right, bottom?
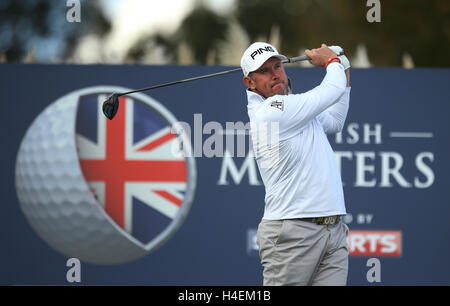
235, 0, 450, 67
126, 4, 228, 65
0, 0, 111, 62
177, 5, 228, 64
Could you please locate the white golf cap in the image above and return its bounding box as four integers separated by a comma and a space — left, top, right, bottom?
240, 42, 287, 76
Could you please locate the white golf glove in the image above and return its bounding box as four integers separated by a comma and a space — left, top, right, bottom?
329, 45, 350, 70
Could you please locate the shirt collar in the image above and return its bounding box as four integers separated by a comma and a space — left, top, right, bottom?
246, 89, 265, 106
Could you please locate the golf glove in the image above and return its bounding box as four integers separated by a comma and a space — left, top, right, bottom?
329, 45, 350, 70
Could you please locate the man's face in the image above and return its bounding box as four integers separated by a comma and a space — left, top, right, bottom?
243, 57, 289, 98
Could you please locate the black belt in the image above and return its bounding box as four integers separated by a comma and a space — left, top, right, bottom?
300, 215, 341, 225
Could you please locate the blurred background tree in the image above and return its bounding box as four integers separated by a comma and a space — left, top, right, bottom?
233, 0, 450, 67
0, 0, 110, 62
1, 0, 449, 67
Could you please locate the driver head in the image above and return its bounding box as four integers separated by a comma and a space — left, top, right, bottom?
102, 93, 120, 120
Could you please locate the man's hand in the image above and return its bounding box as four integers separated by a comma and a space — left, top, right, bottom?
305, 44, 338, 67
328, 45, 351, 70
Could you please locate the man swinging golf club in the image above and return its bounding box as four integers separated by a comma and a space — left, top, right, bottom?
242, 42, 351, 286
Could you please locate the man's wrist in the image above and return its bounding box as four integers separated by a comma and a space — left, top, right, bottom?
325, 56, 341, 68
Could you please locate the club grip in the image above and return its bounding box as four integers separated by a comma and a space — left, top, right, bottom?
284, 51, 344, 64
283, 54, 310, 63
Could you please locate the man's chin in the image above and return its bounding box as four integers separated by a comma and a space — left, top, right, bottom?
273, 84, 288, 95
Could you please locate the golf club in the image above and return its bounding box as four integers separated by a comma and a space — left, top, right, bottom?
102, 51, 344, 120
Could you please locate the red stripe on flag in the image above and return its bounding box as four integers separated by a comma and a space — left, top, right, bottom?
154, 190, 183, 207
137, 131, 176, 152
78, 96, 187, 229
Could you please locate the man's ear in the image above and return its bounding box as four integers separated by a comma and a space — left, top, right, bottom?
243, 76, 255, 90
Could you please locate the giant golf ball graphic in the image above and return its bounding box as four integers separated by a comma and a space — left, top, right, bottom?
15, 86, 196, 264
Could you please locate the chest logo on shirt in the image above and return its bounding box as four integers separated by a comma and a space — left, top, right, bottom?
270, 100, 284, 111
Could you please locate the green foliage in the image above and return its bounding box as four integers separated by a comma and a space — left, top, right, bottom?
0, 0, 111, 62
236, 0, 450, 67
1, 0, 449, 67
178, 5, 228, 64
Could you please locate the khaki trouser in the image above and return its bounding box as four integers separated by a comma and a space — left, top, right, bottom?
256, 218, 349, 286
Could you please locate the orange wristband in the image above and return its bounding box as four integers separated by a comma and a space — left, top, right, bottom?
325, 56, 341, 68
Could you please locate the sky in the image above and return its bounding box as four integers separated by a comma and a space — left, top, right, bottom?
91, 0, 236, 62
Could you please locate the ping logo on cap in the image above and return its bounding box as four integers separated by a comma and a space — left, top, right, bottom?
251, 46, 275, 60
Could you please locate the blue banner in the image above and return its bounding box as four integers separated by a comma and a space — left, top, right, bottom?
1, 64, 449, 285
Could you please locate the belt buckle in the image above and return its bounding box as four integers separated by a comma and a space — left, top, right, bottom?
316, 216, 338, 225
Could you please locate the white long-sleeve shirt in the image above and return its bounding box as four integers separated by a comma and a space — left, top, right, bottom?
247, 62, 351, 220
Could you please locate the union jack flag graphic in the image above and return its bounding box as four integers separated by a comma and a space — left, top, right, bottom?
75, 93, 190, 245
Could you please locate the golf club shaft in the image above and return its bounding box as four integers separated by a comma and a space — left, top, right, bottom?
118, 67, 243, 96
118, 53, 343, 96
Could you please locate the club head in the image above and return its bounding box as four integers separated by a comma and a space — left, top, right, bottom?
102, 93, 120, 120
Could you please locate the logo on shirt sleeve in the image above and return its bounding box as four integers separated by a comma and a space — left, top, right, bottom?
270, 100, 284, 111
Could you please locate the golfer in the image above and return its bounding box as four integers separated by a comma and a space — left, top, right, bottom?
241, 42, 351, 286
